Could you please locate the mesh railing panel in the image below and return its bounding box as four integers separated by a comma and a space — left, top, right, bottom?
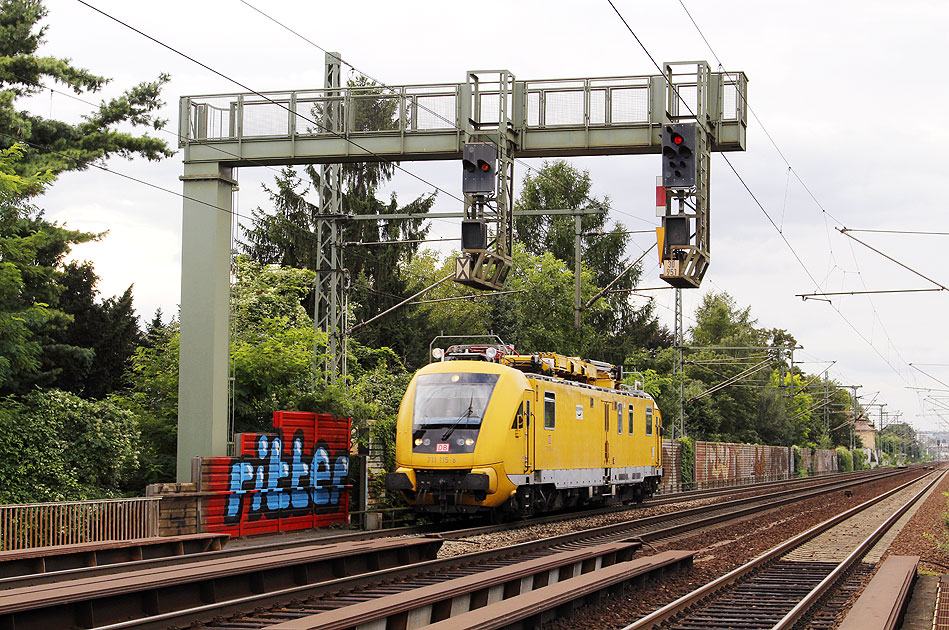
241, 99, 291, 137
610, 87, 649, 123
478, 93, 501, 125
544, 90, 585, 126
350, 94, 401, 132
589, 89, 606, 124
412, 94, 456, 130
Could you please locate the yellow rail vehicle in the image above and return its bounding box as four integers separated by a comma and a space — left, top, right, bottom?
386, 346, 663, 518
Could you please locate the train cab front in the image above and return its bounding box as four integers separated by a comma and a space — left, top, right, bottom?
387, 355, 520, 515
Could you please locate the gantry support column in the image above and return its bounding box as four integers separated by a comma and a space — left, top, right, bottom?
315, 51, 347, 384
177, 162, 236, 482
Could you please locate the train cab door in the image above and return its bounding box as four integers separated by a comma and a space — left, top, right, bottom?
513, 392, 534, 474
524, 396, 533, 473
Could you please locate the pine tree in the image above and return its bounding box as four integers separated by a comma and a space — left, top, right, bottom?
0, 0, 172, 177
52, 261, 142, 398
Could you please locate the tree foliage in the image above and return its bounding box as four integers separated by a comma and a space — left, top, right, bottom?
50, 261, 142, 398
514, 160, 663, 364
0, 184, 97, 394
0, 0, 172, 177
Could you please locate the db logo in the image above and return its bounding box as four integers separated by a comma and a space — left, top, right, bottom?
436, 443, 449, 453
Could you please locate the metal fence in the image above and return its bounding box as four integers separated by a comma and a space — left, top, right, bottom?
0, 497, 161, 552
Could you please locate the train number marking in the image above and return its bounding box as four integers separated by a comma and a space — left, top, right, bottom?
425, 455, 456, 463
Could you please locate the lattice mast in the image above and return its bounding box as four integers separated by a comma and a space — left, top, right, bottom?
314, 51, 349, 384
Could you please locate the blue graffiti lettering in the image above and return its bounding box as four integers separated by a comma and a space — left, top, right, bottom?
289, 437, 310, 509
311, 446, 331, 505
266, 437, 290, 511
222, 429, 350, 524
330, 454, 348, 505
225, 462, 254, 518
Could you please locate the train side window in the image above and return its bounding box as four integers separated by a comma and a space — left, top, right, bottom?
526, 400, 531, 428
628, 404, 635, 435
617, 402, 623, 434
646, 406, 654, 435
544, 392, 556, 430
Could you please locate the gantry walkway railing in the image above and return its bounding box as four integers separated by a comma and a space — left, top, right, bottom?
179, 71, 747, 166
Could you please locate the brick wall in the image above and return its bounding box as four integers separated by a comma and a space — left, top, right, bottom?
145, 483, 199, 537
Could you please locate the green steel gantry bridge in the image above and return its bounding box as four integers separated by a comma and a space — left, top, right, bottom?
175, 60, 747, 481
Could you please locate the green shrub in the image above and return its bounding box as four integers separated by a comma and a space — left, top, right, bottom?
0, 390, 140, 503
852, 448, 868, 470
792, 445, 804, 477
836, 446, 853, 472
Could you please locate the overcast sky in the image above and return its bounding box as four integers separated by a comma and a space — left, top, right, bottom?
31, 0, 949, 432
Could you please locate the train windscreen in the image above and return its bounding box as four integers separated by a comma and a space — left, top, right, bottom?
413, 373, 499, 432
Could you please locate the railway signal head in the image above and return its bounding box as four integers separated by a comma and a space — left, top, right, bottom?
661, 123, 697, 189
462, 142, 497, 194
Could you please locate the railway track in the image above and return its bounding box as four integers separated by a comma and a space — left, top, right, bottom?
622, 468, 942, 630
0, 469, 879, 590
130, 469, 917, 629
0, 467, 920, 630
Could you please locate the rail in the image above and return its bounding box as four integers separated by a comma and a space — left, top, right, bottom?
622, 469, 938, 629
0, 497, 160, 551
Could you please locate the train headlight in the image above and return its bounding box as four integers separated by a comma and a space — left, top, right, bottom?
414, 438, 423, 446
485, 347, 498, 360
432, 347, 444, 360
465, 438, 475, 446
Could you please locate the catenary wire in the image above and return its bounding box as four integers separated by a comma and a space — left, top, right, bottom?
611, 0, 918, 391
234, 0, 660, 235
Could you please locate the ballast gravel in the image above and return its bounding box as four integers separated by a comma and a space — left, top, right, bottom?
522, 471, 934, 630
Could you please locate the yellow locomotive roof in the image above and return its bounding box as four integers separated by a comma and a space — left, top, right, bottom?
500, 352, 620, 389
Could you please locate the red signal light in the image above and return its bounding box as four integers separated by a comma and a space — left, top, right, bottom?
479, 162, 490, 171
673, 134, 683, 145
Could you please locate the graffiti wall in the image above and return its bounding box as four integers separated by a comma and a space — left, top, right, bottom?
798, 447, 839, 475
694, 441, 791, 486
200, 411, 351, 537
659, 439, 681, 493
